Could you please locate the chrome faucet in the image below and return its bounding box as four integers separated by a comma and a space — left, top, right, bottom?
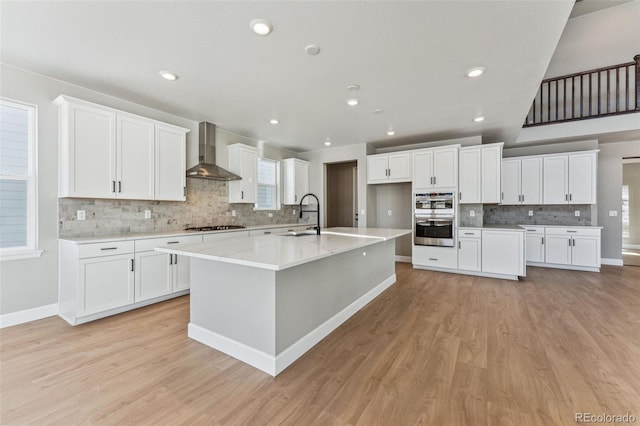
299, 193, 321, 235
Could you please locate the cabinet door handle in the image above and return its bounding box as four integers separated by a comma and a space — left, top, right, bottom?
433, 176, 436, 185
130, 259, 134, 271
573, 239, 576, 247
112, 181, 116, 193
118, 181, 122, 193
459, 192, 462, 200
241, 190, 244, 199
501, 192, 504, 201
569, 193, 572, 201
522, 194, 525, 202
568, 239, 572, 247
264, 231, 271, 235
458, 241, 461, 249
100, 247, 118, 251
294, 195, 297, 202
463, 232, 475, 235
167, 241, 180, 244
183, 187, 186, 197
566, 230, 577, 233
541, 237, 544, 245
174, 254, 178, 264
169, 254, 173, 265
565, 194, 568, 201
428, 258, 438, 261
388, 168, 391, 177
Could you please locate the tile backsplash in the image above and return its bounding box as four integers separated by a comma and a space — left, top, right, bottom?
59, 179, 311, 238
482, 204, 592, 226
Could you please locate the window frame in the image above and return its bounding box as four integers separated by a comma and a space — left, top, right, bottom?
0, 98, 42, 261
254, 157, 281, 211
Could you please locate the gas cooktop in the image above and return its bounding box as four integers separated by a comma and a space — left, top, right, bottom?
185, 225, 246, 232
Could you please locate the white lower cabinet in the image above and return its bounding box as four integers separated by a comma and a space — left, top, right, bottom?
481, 230, 525, 277
458, 230, 481, 272
134, 251, 173, 302
78, 254, 135, 316
522, 226, 545, 263
544, 227, 600, 269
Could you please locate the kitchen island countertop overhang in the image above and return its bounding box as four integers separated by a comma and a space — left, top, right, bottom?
156, 227, 411, 376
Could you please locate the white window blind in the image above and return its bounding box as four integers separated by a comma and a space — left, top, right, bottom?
0, 99, 38, 259
256, 158, 278, 210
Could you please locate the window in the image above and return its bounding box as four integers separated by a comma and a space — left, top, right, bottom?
0, 98, 40, 260
256, 158, 279, 210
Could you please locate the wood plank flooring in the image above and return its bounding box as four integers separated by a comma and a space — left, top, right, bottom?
2, 264, 639, 425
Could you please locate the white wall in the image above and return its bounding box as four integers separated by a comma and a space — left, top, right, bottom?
623, 161, 640, 246
544, 1, 640, 78
598, 140, 640, 259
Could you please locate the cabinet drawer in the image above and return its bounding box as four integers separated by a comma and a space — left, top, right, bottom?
135, 235, 202, 252
545, 227, 600, 237
249, 227, 288, 237
521, 226, 544, 235
78, 241, 135, 259
458, 229, 481, 238
412, 245, 458, 269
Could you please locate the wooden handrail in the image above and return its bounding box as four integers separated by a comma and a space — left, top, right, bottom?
523, 54, 639, 127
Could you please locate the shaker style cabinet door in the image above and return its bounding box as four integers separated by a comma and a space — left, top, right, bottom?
134, 251, 173, 302
458, 148, 481, 203
544, 234, 572, 265
520, 157, 543, 205
78, 254, 134, 316
568, 152, 597, 204
228, 144, 258, 203
433, 147, 457, 188
412, 150, 434, 188
501, 159, 521, 205
155, 124, 187, 201
543, 156, 569, 204
387, 153, 411, 182
116, 114, 155, 200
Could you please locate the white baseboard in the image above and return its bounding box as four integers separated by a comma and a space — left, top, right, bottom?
188, 273, 397, 376
622, 244, 640, 250
395, 255, 412, 263
601, 258, 624, 266
0, 303, 58, 329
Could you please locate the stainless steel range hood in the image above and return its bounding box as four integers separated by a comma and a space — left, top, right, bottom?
186, 122, 241, 181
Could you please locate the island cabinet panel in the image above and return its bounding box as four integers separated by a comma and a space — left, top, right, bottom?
481, 230, 524, 277
228, 144, 257, 203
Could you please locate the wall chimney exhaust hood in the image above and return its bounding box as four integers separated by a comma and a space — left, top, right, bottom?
186, 122, 242, 181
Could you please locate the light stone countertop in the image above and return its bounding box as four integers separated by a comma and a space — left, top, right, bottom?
59, 223, 313, 244
155, 227, 411, 271
458, 224, 603, 231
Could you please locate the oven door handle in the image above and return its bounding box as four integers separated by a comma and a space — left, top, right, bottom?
416, 223, 451, 227
415, 217, 453, 222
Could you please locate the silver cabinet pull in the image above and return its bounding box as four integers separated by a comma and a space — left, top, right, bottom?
428, 258, 438, 261
541, 237, 544, 245
572, 239, 576, 247
459, 192, 462, 200
100, 247, 118, 251
458, 241, 461, 249
565, 194, 568, 201
568, 239, 572, 246
566, 230, 577, 233
433, 176, 436, 185
464, 232, 475, 235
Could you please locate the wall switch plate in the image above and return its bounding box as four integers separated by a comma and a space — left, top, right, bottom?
144, 210, 151, 219
77, 210, 86, 221
469, 210, 475, 217
574, 210, 580, 217
528, 210, 533, 217
231, 210, 236, 217
609, 210, 618, 217
268, 213, 273, 218
361, 209, 365, 215
387, 210, 392, 216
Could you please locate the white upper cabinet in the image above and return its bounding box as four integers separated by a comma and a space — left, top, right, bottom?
501, 156, 542, 205
481, 144, 502, 204
282, 158, 309, 205
412, 146, 458, 189
55, 95, 189, 201
116, 114, 155, 200
228, 144, 257, 203
458, 143, 503, 204
458, 148, 481, 203
543, 151, 597, 204
367, 152, 411, 184
57, 99, 117, 198
155, 124, 186, 201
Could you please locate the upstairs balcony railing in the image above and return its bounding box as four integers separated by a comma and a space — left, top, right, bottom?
524, 54, 640, 127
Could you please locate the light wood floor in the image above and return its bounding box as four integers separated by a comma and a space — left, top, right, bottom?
2, 264, 639, 425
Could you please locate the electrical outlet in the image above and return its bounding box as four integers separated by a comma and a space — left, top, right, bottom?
144, 210, 151, 219
268, 213, 273, 218
609, 210, 618, 217
575, 210, 580, 217
361, 209, 365, 215
387, 210, 392, 216
528, 210, 533, 217
293, 209, 296, 216
231, 210, 236, 217
77, 210, 86, 221
469, 210, 475, 217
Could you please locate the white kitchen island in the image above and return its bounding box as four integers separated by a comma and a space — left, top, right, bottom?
156, 227, 410, 376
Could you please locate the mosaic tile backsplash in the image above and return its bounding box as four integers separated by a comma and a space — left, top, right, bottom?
59, 179, 311, 238
482, 204, 592, 226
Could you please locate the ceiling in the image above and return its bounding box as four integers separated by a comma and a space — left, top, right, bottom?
0, 1, 575, 152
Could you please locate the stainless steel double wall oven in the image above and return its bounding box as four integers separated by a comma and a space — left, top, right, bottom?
413, 191, 455, 247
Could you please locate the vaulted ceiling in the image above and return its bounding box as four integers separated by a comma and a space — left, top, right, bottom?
1, 1, 575, 151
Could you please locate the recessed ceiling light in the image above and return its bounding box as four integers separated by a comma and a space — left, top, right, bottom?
347, 84, 360, 91
159, 71, 178, 81
269, 119, 279, 125
473, 116, 485, 122
250, 19, 272, 36
387, 129, 396, 136
466, 67, 485, 78
373, 108, 384, 114
346, 98, 359, 106
305, 45, 321, 56
324, 141, 332, 146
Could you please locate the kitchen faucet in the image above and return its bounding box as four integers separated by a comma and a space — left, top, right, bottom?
299, 193, 321, 235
